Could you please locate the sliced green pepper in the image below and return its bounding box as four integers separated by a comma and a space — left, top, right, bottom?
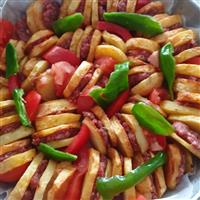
96, 152, 166, 200
12, 89, 31, 127
38, 143, 77, 161
103, 12, 163, 37
53, 13, 84, 36
5, 42, 19, 78
132, 102, 174, 136
160, 42, 175, 99
89, 61, 129, 108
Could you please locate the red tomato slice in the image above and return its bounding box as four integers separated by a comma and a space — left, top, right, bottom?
66, 124, 90, 154
136, 0, 151, 11
143, 128, 166, 151
8, 75, 20, 94
97, 21, 132, 42
43, 46, 80, 67
149, 88, 168, 105
77, 94, 95, 112
24, 90, 41, 121
0, 19, 14, 47
0, 162, 29, 183
0, 46, 4, 56
64, 147, 89, 200
184, 56, 200, 65
106, 90, 129, 118
95, 56, 116, 76
51, 61, 75, 97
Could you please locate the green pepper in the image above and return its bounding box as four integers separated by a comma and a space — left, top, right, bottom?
38, 143, 77, 161
53, 13, 84, 36
96, 152, 166, 200
89, 61, 129, 108
132, 102, 174, 136
103, 12, 163, 37
160, 42, 175, 99
12, 88, 31, 127
5, 42, 19, 78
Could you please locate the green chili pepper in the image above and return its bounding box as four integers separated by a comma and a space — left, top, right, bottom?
12, 89, 31, 127
5, 42, 19, 78
160, 42, 175, 99
132, 102, 174, 136
89, 61, 129, 108
53, 13, 84, 36
38, 143, 77, 161
103, 12, 163, 37
96, 152, 166, 200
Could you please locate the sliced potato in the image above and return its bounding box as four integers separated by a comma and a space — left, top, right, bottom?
0, 114, 19, 127
47, 137, 74, 149
56, 32, 73, 47
102, 31, 126, 52
35, 113, 81, 131
95, 45, 128, 63
177, 91, 200, 105
70, 28, 84, 53
174, 78, 200, 93
37, 99, 77, 118
59, 0, 72, 17
67, 0, 80, 15
153, 14, 169, 21
129, 64, 155, 75
22, 58, 39, 77
91, 0, 99, 27
168, 115, 200, 132
158, 15, 182, 29
126, 0, 137, 13
131, 73, 163, 96
184, 150, 193, 173
160, 100, 200, 116
0, 87, 10, 101
175, 47, 200, 63
175, 64, 200, 78
83, 0, 92, 26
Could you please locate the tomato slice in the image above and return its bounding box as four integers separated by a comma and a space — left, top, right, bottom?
143, 128, 166, 151
43, 46, 80, 67
0, 19, 14, 47
106, 90, 129, 118
97, 21, 132, 42
66, 124, 90, 154
136, 0, 151, 11
8, 75, 20, 94
24, 90, 41, 121
77, 94, 95, 112
64, 147, 89, 200
0, 162, 29, 183
95, 56, 116, 76
51, 61, 75, 97
149, 88, 168, 105
184, 56, 200, 65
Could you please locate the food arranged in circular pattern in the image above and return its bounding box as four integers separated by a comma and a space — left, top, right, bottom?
0, 0, 200, 200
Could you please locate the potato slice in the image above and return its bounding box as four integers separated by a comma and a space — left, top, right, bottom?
37, 99, 77, 118
102, 31, 126, 52
126, 38, 160, 53
95, 45, 128, 63
0, 114, 19, 127
67, 0, 81, 15
168, 115, 200, 132
91, 0, 99, 27
177, 91, 200, 105
22, 58, 39, 77
59, 0, 72, 17
8, 153, 43, 200
175, 64, 200, 78
83, 0, 92, 26
174, 78, 200, 93
81, 148, 100, 200
129, 64, 155, 75
70, 28, 84, 53
160, 100, 200, 116
153, 14, 169, 21
175, 47, 200, 63
0, 87, 10, 101
0, 77, 8, 87
56, 32, 73, 47
131, 73, 163, 96
47, 137, 74, 149
35, 113, 81, 131
21, 60, 48, 92
158, 15, 182, 29
184, 150, 193, 173
168, 30, 196, 47
127, 0, 137, 13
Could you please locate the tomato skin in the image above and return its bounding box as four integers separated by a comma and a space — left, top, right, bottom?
0, 19, 14, 47
51, 61, 75, 97
97, 21, 132, 42
8, 75, 20, 94
77, 94, 95, 112
106, 90, 129, 118
66, 124, 90, 154
136, 0, 151, 11
64, 147, 89, 200
149, 88, 168, 105
184, 56, 200, 64
24, 90, 41, 121
0, 162, 29, 183
43, 46, 80, 67
95, 56, 116, 76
